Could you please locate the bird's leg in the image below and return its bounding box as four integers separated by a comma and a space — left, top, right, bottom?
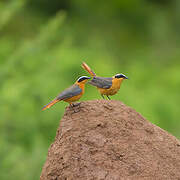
101, 94, 105, 99
107, 95, 111, 100
73, 102, 81, 107
69, 103, 73, 108
69, 103, 81, 113
69, 103, 76, 113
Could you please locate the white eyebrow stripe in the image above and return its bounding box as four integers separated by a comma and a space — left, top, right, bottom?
77, 76, 90, 81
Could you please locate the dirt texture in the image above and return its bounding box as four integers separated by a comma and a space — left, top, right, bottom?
40, 100, 180, 180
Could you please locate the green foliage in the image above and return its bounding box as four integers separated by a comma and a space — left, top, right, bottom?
0, 0, 180, 179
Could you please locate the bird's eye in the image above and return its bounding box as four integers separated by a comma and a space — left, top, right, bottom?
78, 78, 84, 82
77, 76, 90, 82
115, 74, 122, 78
115, 74, 127, 79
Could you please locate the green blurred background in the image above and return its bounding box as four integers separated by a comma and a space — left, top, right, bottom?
0, 0, 180, 179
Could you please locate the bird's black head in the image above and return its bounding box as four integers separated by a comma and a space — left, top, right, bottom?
77, 76, 91, 83
114, 74, 128, 79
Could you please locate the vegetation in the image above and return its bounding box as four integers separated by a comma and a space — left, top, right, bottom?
0, 0, 180, 179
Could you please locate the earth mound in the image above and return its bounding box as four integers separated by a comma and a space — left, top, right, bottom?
40, 100, 180, 180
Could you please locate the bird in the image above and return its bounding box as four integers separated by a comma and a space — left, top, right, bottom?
81, 62, 128, 100
42, 76, 91, 110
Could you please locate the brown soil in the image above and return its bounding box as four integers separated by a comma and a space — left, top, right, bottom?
40, 100, 180, 180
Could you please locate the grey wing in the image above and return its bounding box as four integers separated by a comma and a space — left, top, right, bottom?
89, 77, 112, 89
56, 84, 82, 100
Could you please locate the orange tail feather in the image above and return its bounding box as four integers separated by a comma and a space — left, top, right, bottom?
81, 62, 96, 77
42, 99, 59, 111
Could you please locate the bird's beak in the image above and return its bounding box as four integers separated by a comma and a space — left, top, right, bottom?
124, 76, 128, 79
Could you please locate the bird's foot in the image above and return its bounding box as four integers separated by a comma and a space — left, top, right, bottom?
72, 102, 81, 107
69, 103, 81, 113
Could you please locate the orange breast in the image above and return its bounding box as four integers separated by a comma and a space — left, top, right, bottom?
64, 92, 83, 103
64, 83, 85, 103
98, 78, 123, 96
